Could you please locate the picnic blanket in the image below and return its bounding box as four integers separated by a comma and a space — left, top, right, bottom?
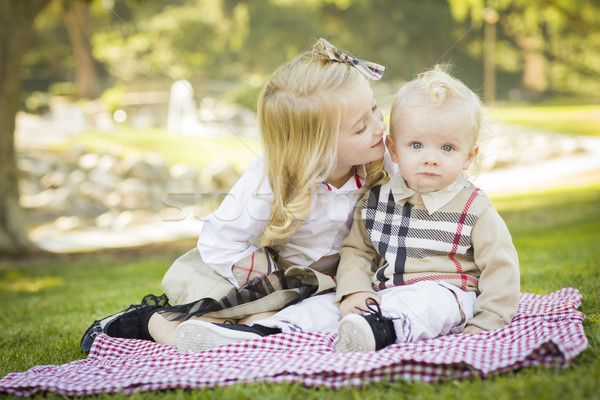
0, 287, 588, 396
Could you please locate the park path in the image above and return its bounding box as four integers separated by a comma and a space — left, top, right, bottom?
473, 134, 600, 195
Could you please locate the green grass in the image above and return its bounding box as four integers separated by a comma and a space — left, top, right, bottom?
1, 184, 599, 399
490, 105, 600, 137
52, 127, 263, 170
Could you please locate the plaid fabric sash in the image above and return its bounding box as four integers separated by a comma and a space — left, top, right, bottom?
164, 247, 337, 321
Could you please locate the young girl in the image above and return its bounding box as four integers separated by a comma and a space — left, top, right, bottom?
80, 38, 392, 352
178, 65, 520, 354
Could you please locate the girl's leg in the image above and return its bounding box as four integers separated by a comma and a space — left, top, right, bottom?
249, 293, 340, 333
148, 312, 232, 346
238, 311, 277, 325
150, 309, 279, 347
175, 293, 340, 353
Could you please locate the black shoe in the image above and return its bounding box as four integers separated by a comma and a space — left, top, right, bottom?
333, 298, 400, 352
80, 294, 169, 353
176, 320, 280, 353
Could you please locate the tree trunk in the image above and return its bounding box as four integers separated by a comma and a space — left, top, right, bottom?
0, 0, 51, 255
63, 0, 100, 99
515, 33, 547, 95
502, 18, 548, 99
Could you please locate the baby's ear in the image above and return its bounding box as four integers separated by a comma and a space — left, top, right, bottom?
385, 136, 399, 163
463, 144, 479, 170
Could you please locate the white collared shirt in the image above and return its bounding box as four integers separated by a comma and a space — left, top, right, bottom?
198, 154, 397, 286
390, 172, 472, 214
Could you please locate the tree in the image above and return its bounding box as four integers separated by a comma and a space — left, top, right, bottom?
448, 0, 600, 99
0, 0, 52, 255
63, 0, 100, 99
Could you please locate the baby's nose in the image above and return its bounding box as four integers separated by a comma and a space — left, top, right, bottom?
424, 154, 439, 165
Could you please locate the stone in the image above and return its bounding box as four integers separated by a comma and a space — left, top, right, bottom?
119, 156, 156, 181
30, 188, 70, 211
88, 169, 118, 190
170, 163, 200, 181
202, 162, 241, 190
145, 153, 170, 182
54, 215, 81, 232
104, 192, 122, 208
40, 171, 67, 190
78, 153, 100, 171
118, 178, 151, 209
66, 169, 86, 187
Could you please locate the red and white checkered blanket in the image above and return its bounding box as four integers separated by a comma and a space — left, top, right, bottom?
0, 288, 588, 396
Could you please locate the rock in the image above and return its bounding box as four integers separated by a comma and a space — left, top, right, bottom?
202, 162, 240, 190
119, 153, 169, 182
95, 210, 120, 228
66, 169, 86, 186
40, 170, 67, 189
97, 154, 120, 174
17, 156, 37, 177
88, 169, 118, 189
98, 209, 158, 230
66, 144, 87, 167
28, 188, 70, 211
54, 215, 81, 232
104, 192, 122, 208
19, 179, 41, 197
78, 153, 100, 171
170, 163, 200, 181
119, 155, 152, 181
118, 178, 151, 209
78, 181, 107, 203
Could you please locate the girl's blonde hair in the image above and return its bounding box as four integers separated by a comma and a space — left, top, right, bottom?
258, 51, 388, 246
391, 65, 483, 144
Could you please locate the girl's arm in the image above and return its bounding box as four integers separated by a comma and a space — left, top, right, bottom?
197, 156, 272, 286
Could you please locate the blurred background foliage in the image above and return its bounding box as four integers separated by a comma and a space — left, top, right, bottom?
21, 0, 600, 114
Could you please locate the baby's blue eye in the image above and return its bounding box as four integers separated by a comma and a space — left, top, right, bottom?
411, 143, 422, 149
442, 145, 453, 152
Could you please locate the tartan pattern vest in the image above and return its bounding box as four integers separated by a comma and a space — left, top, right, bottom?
361, 180, 489, 291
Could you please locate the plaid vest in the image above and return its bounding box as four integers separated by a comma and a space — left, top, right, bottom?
361, 180, 489, 291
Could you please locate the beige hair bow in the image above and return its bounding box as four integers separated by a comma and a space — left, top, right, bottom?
313, 38, 385, 81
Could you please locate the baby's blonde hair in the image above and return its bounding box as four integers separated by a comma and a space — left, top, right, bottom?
258, 51, 388, 246
391, 65, 483, 145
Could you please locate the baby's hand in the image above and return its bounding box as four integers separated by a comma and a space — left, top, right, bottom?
462, 325, 485, 335
339, 291, 381, 318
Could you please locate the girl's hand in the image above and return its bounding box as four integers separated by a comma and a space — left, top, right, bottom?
462, 325, 485, 335
339, 291, 381, 318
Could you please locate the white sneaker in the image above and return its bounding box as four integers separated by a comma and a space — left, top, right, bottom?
333, 313, 378, 352
176, 320, 263, 353
333, 299, 400, 352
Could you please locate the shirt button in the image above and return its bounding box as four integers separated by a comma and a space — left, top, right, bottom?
330, 223, 339, 228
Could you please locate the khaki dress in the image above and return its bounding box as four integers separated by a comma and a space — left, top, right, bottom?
161, 247, 337, 320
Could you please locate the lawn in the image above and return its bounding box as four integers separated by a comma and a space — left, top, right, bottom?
490, 104, 600, 137
0, 183, 599, 399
